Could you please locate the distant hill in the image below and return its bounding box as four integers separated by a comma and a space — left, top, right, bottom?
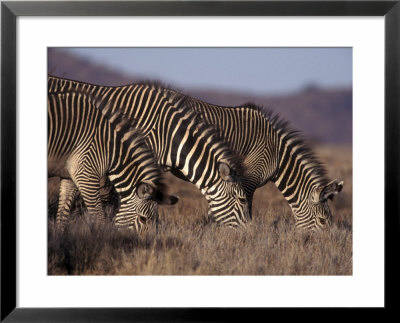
187, 87, 352, 144
48, 48, 352, 144
48, 48, 138, 86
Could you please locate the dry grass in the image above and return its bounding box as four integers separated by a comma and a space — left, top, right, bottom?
48, 144, 352, 275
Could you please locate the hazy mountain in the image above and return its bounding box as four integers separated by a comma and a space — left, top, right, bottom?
48, 48, 352, 144
48, 48, 138, 86
187, 87, 352, 144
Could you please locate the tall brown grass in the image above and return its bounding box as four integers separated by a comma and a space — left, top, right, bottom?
48, 144, 352, 275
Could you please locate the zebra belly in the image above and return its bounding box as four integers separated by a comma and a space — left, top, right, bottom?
48, 157, 72, 179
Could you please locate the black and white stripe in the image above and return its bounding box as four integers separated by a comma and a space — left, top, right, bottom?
48, 76, 250, 227
183, 97, 344, 230
48, 91, 177, 232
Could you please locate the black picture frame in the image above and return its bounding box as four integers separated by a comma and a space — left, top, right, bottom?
1, 1, 399, 321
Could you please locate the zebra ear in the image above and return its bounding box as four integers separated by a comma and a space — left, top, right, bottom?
218, 162, 233, 181
319, 179, 344, 202
137, 183, 155, 199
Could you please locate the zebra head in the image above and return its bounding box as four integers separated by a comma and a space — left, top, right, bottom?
108, 124, 180, 234
292, 179, 344, 230
113, 181, 179, 233
203, 161, 250, 228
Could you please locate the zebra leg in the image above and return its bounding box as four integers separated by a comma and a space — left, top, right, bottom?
247, 192, 254, 220
243, 182, 256, 219
55, 179, 78, 229
73, 176, 105, 224
66, 153, 105, 224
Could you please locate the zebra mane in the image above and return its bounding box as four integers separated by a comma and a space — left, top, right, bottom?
240, 102, 329, 186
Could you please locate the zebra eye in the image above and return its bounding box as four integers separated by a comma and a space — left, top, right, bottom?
137, 183, 155, 199
238, 197, 247, 204
139, 216, 148, 223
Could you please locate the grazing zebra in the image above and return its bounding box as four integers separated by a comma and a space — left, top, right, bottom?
48, 76, 250, 227
182, 97, 344, 230
48, 91, 178, 232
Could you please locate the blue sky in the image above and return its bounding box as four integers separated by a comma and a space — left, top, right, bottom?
63, 47, 352, 95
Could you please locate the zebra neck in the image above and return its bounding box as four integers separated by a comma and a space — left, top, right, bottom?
146, 103, 225, 191
153, 147, 218, 192
108, 132, 158, 189
271, 136, 322, 208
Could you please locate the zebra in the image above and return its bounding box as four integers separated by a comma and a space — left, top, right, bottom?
182, 98, 344, 230
48, 91, 178, 232
48, 76, 250, 227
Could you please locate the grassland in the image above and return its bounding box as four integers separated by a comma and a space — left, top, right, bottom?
48, 144, 352, 275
